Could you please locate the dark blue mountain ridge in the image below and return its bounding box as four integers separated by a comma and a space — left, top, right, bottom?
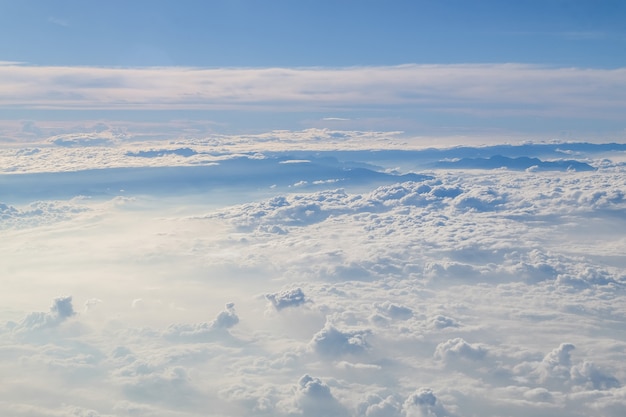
262, 142, 621, 171
126, 148, 198, 158
0, 155, 431, 201
434, 155, 595, 171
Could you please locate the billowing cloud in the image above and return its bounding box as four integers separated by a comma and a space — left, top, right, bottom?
428, 315, 459, 330
309, 322, 370, 357
536, 343, 576, 383
571, 361, 621, 390
534, 343, 620, 391
281, 374, 349, 417
8, 296, 76, 334
375, 301, 413, 320
163, 303, 239, 342
403, 388, 453, 417
434, 337, 488, 362
266, 288, 308, 311
357, 394, 403, 417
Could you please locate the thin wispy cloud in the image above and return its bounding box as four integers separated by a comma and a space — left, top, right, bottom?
47, 16, 69, 27
1, 64, 625, 119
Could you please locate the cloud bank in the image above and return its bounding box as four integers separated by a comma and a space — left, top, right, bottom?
1, 63, 625, 120
0, 136, 625, 416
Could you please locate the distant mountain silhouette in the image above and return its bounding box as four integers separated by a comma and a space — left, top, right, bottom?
0, 156, 431, 201
434, 155, 595, 171
126, 148, 197, 158
264, 142, 622, 171
2, 141, 619, 201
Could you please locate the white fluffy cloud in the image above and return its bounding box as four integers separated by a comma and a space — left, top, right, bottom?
266, 288, 308, 311
0, 200, 90, 229
403, 388, 453, 417
163, 303, 239, 342
309, 322, 371, 357
282, 374, 350, 417
7, 296, 76, 335
434, 337, 488, 362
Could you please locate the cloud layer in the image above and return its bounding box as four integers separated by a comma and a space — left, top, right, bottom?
1, 136, 625, 416
1, 63, 625, 120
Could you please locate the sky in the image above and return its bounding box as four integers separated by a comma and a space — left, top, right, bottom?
2, 2, 626, 417
1, 0, 626, 140
2, 0, 626, 68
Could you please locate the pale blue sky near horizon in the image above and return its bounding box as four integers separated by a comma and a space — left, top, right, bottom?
1, 0, 626, 140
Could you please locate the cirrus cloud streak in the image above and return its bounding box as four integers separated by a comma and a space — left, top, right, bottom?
1, 64, 626, 119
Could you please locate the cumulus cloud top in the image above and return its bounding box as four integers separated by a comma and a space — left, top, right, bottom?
434, 337, 488, 362
10, 296, 76, 334
358, 394, 403, 417
0, 200, 90, 229
533, 343, 621, 391
163, 303, 239, 342
404, 388, 452, 417
266, 288, 308, 311
309, 322, 370, 357
283, 374, 349, 417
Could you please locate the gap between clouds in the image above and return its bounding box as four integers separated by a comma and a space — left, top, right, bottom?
1, 64, 625, 119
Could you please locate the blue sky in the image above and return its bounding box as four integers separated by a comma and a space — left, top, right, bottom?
2, 0, 625, 67
1, 0, 625, 139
